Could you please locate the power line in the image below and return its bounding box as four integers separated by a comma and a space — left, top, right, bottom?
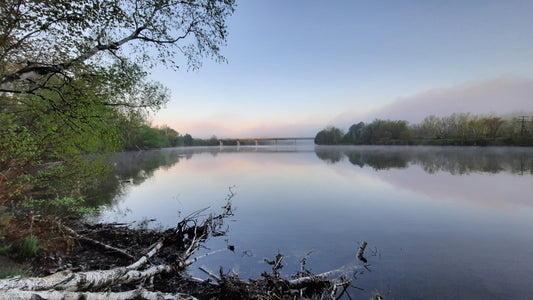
518, 116, 530, 136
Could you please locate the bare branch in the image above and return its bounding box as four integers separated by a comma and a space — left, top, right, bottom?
59, 223, 134, 260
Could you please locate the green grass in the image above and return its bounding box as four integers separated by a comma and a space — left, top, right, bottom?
0, 244, 12, 255
20, 196, 98, 217
20, 235, 39, 257
0, 267, 30, 279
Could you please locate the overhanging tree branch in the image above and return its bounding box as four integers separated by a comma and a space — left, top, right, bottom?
1, 0, 235, 91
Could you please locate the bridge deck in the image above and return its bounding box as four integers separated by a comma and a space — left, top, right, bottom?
220, 137, 314, 141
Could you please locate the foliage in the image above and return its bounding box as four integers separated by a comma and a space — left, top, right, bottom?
1, 0, 235, 205
0, 267, 29, 279
184, 134, 194, 146
121, 124, 191, 150
359, 119, 412, 145
342, 122, 365, 144
0, 0, 235, 84
20, 196, 97, 217
0, 209, 11, 253
315, 113, 533, 146
0, 244, 11, 256
20, 235, 39, 258
314, 127, 344, 145
191, 135, 221, 146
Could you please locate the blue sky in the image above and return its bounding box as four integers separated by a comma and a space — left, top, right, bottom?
151, 0, 533, 138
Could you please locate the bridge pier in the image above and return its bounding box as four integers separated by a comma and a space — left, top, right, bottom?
255, 140, 258, 146
237, 140, 240, 147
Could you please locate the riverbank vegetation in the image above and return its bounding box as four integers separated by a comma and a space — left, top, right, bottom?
0, 0, 234, 290
315, 113, 533, 146
0, 0, 235, 203
0, 1, 365, 298
0, 192, 365, 299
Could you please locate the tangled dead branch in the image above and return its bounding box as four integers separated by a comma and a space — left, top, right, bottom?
0, 189, 370, 299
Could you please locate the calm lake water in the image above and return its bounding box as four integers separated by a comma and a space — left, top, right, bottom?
94, 144, 533, 299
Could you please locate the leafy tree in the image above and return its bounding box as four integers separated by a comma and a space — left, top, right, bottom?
160, 126, 183, 147
420, 115, 443, 139
1, 0, 236, 92
320, 112, 533, 146
360, 119, 411, 144
315, 127, 344, 145
456, 113, 472, 141
0, 0, 236, 200
343, 122, 365, 144
208, 135, 220, 146
135, 125, 167, 149
483, 117, 505, 140
468, 117, 485, 140
440, 114, 459, 139
184, 134, 194, 146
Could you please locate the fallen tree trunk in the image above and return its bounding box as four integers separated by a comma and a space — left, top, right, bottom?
0, 198, 230, 299
0, 241, 167, 291
0, 288, 197, 300
1, 191, 371, 299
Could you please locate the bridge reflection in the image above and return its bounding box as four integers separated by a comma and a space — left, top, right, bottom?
218, 137, 314, 147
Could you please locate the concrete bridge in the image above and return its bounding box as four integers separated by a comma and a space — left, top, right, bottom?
218, 137, 314, 147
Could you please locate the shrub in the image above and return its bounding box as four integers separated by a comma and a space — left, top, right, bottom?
20, 235, 39, 257
0, 244, 11, 255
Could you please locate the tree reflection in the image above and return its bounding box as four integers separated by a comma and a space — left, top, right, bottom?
86, 146, 318, 209
85, 149, 185, 207
88, 146, 533, 210
315, 146, 533, 175
315, 149, 343, 164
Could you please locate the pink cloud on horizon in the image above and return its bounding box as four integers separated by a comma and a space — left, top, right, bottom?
156, 118, 321, 139
381, 77, 533, 121
334, 77, 533, 127
157, 77, 533, 138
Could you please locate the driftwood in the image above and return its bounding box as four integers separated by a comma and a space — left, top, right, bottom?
0, 288, 197, 300
59, 222, 135, 259
0, 188, 372, 299
356, 241, 368, 263
0, 193, 234, 300
193, 251, 365, 299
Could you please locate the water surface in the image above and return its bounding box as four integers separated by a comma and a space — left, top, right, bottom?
95, 145, 533, 299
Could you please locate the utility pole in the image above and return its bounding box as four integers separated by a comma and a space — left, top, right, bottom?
518, 116, 529, 136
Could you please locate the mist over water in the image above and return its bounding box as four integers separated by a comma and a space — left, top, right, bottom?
93, 145, 533, 299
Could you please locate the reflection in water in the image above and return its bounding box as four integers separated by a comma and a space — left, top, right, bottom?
91, 146, 533, 209
87, 145, 315, 207
85, 149, 186, 207
91, 145, 533, 299
315, 145, 533, 174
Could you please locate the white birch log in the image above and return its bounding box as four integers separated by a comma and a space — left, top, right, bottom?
0, 244, 226, 293
288, 263, 361, 287
0, 288, 197, 300
0, 242, 167, 291
0, 202, 234, 297
0, 264, 175, 291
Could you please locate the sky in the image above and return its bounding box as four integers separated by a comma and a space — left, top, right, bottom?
151, 0, 533, 138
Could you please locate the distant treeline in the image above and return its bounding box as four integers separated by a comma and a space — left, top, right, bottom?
123, 124, 224, 150
315, 113, 533, 146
